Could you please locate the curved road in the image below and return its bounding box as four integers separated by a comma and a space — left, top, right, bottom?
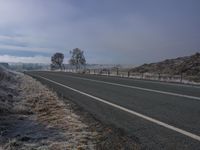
27, 71, 200, 149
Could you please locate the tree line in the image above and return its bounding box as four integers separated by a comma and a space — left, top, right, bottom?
51, 48, 86, 70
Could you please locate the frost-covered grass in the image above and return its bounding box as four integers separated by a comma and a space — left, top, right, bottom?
0, 74, 98, 149
20, 75, 99, 149
0, 67, 140, 149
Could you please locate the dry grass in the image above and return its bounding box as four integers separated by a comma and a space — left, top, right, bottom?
15, 75, 98, 149
1, 72, 141, 150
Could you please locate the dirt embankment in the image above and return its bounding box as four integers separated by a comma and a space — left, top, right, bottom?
0, 66, 140, 150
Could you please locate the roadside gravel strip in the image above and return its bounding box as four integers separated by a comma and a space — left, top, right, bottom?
0, 71, 140, 149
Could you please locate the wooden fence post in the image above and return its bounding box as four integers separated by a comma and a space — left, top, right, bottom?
158, 73, 161, 80
180, 72, 183, 83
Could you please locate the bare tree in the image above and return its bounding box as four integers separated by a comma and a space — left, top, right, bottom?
69, 48, 86, 71
51, 52, 64, 70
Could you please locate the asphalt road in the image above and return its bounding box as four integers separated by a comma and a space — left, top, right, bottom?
27, 71, 200, 149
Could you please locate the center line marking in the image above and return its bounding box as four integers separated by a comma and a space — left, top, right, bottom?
33, 74, 200, 142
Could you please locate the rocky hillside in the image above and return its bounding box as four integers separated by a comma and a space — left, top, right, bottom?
131, 52, 200, 81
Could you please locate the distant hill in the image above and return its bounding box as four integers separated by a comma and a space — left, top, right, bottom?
131, 52, 200, 82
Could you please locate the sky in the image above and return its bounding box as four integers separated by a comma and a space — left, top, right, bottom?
0, 0, 199, 65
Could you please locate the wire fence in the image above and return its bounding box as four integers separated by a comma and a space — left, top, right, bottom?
65, 68, 200, 85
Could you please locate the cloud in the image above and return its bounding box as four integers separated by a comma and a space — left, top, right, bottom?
0, 0, 77, 27
0, 0, 199, 64
0, 55, 51, 63
0, 45, 55, 53
0, 54, 70, 64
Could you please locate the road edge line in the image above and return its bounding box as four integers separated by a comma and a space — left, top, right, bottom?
56, 74, 200, 101
33, 74, 200, 142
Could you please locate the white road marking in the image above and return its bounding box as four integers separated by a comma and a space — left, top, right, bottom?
34, 74, 200, 142
120, 76, 200, 89
50, 73, 200, 101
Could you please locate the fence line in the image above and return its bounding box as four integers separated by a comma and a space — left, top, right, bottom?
63, 68, 200, 85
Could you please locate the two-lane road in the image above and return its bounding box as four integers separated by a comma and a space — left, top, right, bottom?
27, 71, 200, 149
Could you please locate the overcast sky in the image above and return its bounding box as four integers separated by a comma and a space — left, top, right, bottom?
0, 0, 199, 64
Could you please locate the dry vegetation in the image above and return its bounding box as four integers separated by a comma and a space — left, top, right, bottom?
0, 66, 141, 150
131, 52, 200, 82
